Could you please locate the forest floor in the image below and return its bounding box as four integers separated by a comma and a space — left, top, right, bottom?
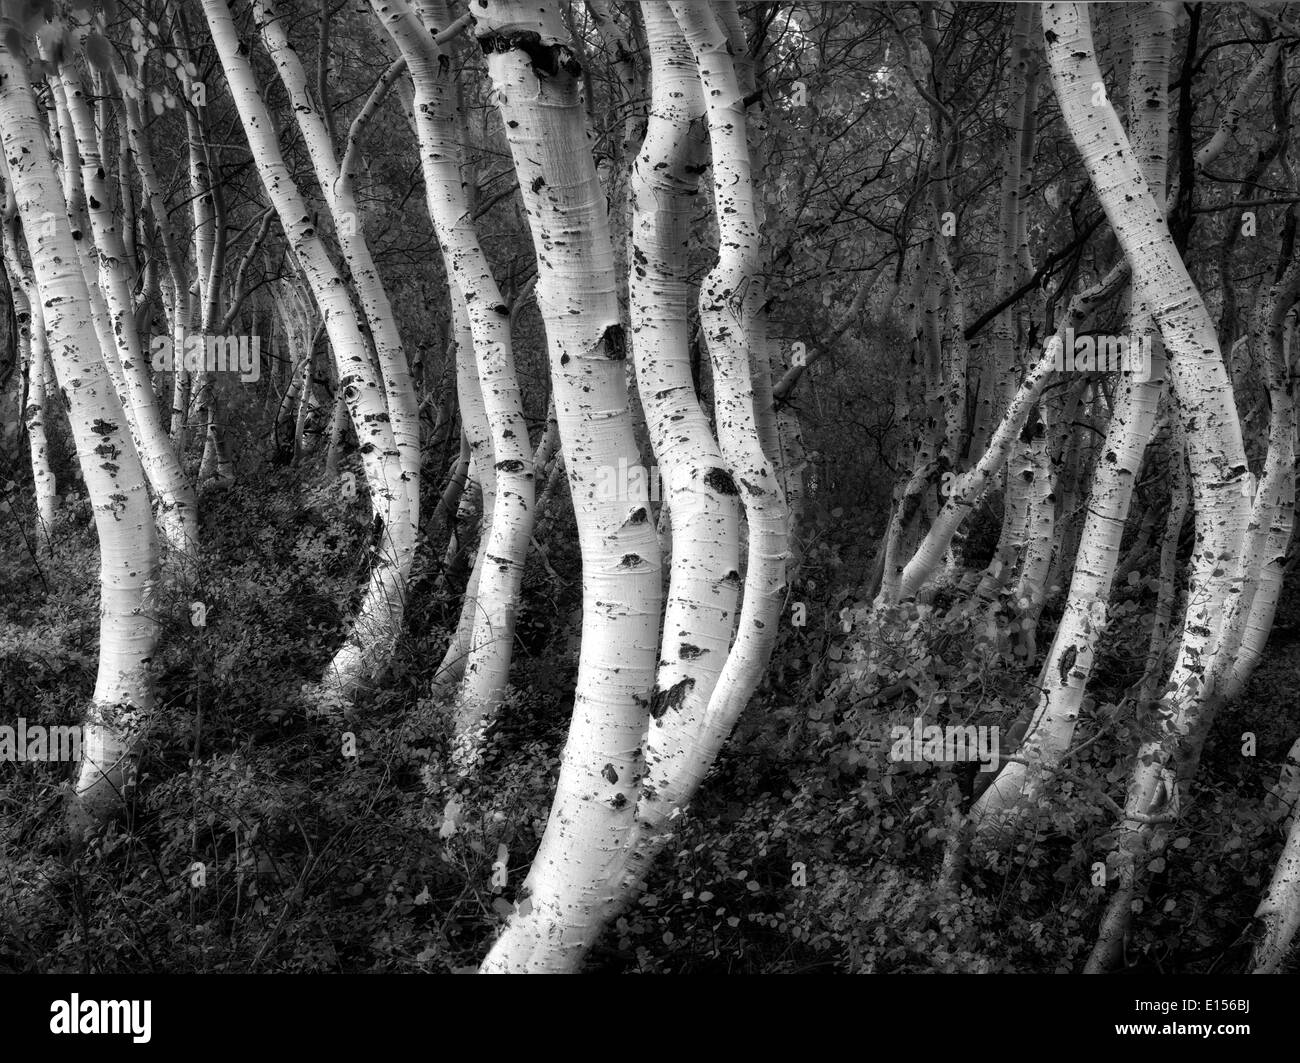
2, 478, 1299, 972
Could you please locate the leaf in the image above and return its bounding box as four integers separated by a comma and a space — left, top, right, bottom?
438, 795, 460, 839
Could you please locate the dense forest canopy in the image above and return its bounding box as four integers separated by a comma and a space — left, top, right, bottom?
2, 0, 1300, 976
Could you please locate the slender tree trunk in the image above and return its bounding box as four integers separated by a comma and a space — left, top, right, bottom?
203, 0, 412, 704
1039, 1, 1250, 971
604, 0, 744, 918
378, 0, 536, 745
57, 63, 199, 557
0, 40, 160, 834
430, 290, 496, 706
474, 0, 661, 973
256, 0, 421, 533
975, 5, 1172, 831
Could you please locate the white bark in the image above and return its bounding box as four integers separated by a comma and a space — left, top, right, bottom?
1040, 1, 1249, 971
610, 0, 742, 908
202, 0, 412, 703
1, 199, 56, 540
883, 340, 1059, 603
475, 0, 661, 973
431, 288, 496, 707
377, 0, 535, 741
255, 0, 421, 535
57, 62, 199, 557
0, 37, 160, 833
641, 0, 789, 842
975, 5, 1172, 830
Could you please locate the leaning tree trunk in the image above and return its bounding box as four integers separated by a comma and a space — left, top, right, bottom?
621, 0, 790, 869
429, 289, 497, 708
974, 4, 1171, 834
377, 0, 536, 750
474, 0, 662, 974
0, 205, 56, 542
0, 38, 160, 834
203, 0, 412, 704
1036, 1, 1250, 973
57, 61, 199, 558
605, 0, 742, 919
255, 0, 421, 533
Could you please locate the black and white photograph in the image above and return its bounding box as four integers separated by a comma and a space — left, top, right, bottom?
0, 0, 1297, 1022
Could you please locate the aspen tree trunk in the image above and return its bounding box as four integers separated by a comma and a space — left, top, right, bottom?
1189, 244, 1296, 703
0, 38, 160, 832
57, 64, 199, 557
1124, 424, 1189, 718
23, 299, 56, 540
292, 349, 316, 461
324, 390, 349, 479
1253, 811, 1300, 972
608, 0, 741, 911
1044, 0, 1248, 733
203, 0, 411, 702
1012, 417, 1053, 617
1093, 286, 1292, 970
974, 5, 1171, 831
181, 102, 218, 476
972, 425, 1033, 606
255, 0, 421, 535
978, 4, 1042, 590
475, 0, 661, 973
109, 68, 193, 461
1206, 267, 1297, 701
1221, 265, 1299, 702
429, 432, 472, 539
1238, 281, 1299, 972
772, 334, 808, 574
720, 5, 782, 481
882, 340, 1058, 603
973, 356, 1163, 831
629, 0, 788, 847
376, 0, 535, 744
431, 290, 496, 706
44, 69, 132, 418
0, 199, 56, 541
1038, 1, 1249, 971
170, 14, 226, 477
1253, 737, 1300, 972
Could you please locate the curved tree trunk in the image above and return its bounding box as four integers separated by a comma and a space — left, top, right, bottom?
378, 0, 536, 747
0, 40, 161, 834
57, 62, 199, 558
474, 0, 662, 973
606, 0, 742, 918
1036, 1, 1250, 973
203, 0, 412, 704
974, 4, 1172, 832
255, 0, 421, 534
